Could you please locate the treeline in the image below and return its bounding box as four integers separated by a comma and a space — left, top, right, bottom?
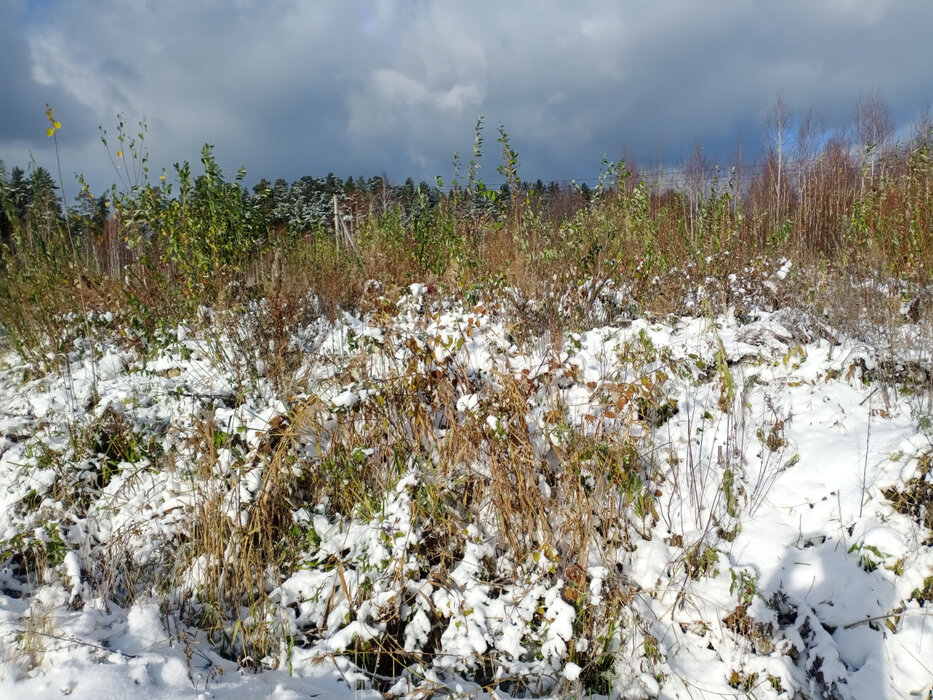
0, 97, 931, 368
0, 161, 588, 250
251, 173, 580, 230
0, 165, 108, 242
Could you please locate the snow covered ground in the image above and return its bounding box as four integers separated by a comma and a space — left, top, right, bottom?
1, 282, 932, 698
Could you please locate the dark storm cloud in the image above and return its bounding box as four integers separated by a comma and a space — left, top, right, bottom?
2, 0, 931, 196
0, 1, 94, 149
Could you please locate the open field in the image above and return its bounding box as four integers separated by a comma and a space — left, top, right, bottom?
1, 116, 933, 697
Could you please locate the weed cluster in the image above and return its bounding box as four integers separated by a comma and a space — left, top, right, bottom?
1, 103, 932, 696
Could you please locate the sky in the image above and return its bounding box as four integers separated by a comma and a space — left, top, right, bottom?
1, 0, 932, 199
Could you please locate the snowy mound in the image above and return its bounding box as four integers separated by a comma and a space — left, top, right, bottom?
1, 291, 932, 698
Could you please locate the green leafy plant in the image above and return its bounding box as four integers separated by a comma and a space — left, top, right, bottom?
847, 541, 888, 573
729, 568, 759, 605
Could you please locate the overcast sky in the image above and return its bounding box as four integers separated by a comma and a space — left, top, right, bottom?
2, 0, 931, 198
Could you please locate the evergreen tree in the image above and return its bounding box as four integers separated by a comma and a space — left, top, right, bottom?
324, 172, 342, 194
400, 177, 417, 213
252, 178, 272, 198
29, 167, 61, 219
72, 190, 109, 239
7, 166, 30, 220
0, 162, 13, 243
251, 178, 275, 229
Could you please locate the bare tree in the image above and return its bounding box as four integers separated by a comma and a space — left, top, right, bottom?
795, 107, 823, 242
910, 104, 932, 149
855, 90, 893, 185
732, 135, 745, 205
766, 90, 791, 217
685, 137, 710, 235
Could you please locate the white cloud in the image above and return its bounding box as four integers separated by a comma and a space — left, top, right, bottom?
818, 0, 893, 26
371, 69, 430, 107
435, 83, 484, 115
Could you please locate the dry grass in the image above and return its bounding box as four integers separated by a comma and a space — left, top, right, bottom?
0, 102, 932, 691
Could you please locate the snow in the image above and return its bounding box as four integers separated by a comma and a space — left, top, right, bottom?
1, 283, 932, 698
331, 389, 360, 409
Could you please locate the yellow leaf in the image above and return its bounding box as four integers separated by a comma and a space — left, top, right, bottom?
44, 104, 60, 136
117, 150, 123, 158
